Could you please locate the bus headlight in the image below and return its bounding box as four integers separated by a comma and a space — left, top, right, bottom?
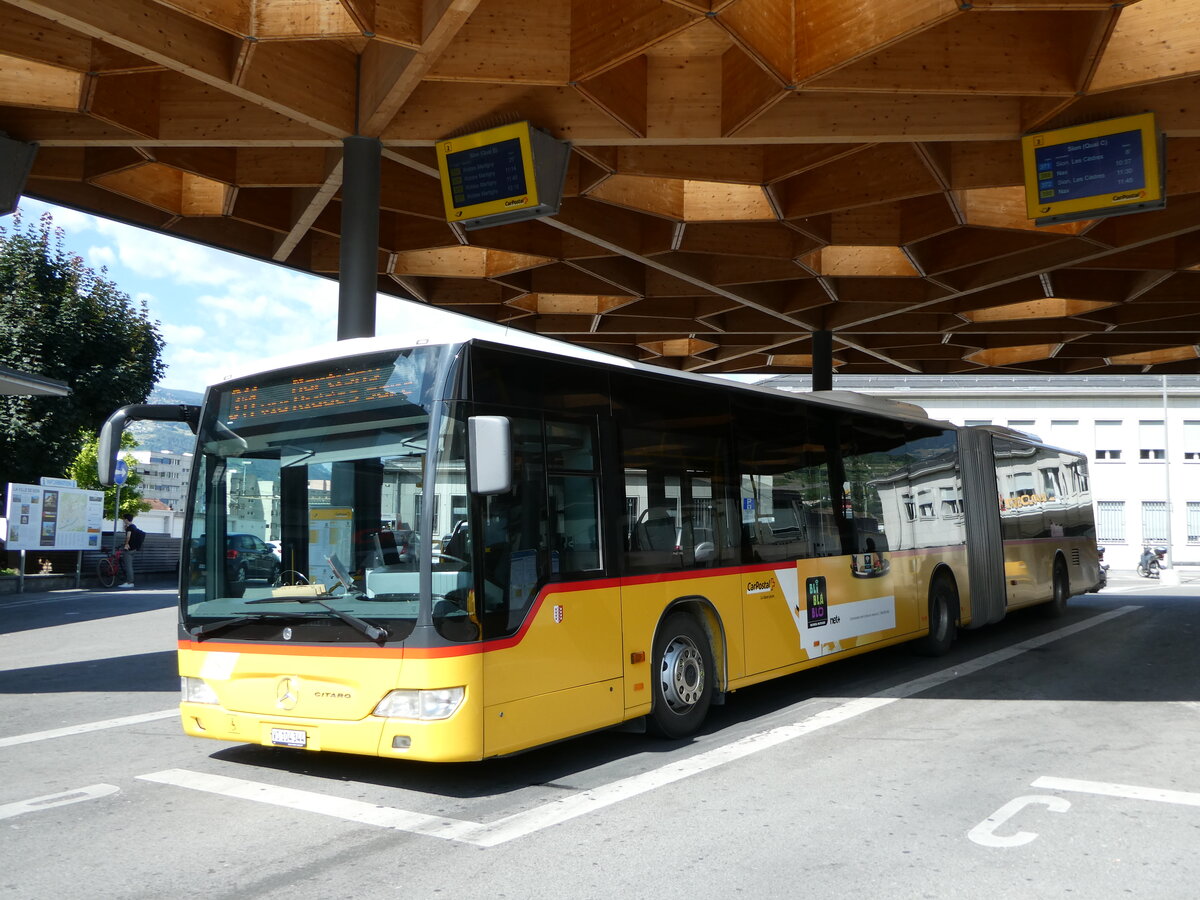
374, 687, 464, 720
181, 676, 219, 704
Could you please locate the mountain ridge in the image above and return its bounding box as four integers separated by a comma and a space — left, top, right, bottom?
127, 387, 204, 455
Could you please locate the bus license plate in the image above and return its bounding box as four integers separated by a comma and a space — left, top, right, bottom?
270, 728, 307, 748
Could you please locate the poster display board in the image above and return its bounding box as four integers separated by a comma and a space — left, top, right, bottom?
5, 482, 105, 551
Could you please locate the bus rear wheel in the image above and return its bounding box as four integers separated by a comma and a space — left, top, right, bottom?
914, 576, 957, 657
649, 611, 714, 739
1040, 559, 1070, 618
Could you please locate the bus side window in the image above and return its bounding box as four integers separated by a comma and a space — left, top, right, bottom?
840, 414, 960, 553
480, 416, 546, 638
548, 474, 601, 574
545, 419, 602, 577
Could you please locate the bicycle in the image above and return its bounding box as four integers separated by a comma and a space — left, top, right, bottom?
97, 547, 125, 588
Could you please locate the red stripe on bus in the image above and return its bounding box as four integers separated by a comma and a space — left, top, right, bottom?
180, 548, 963, 660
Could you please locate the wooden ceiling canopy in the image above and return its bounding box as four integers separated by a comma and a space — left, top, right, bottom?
5, 0, 1200, 375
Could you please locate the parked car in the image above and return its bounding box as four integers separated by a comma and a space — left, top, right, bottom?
191, 533, 280, 585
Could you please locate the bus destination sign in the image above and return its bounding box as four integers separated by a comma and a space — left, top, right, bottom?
1021, 113, 1164, 226
221, 355, 427, 426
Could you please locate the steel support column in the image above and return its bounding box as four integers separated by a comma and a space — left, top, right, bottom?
337, 136, 381, 340
812, 330, 833, 391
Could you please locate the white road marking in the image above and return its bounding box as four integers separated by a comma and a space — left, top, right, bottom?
0, 784, 119, 820
968, 795, 1071, 848
468, 695, 897, 847
873, 605, 1138, 699
1033, 776, 1200, 808
137, 770, 481, 841
0, 709, 177, 749
138, 606, 1139, 846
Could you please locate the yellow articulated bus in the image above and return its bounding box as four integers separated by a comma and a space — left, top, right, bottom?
99, 337, 1103, 762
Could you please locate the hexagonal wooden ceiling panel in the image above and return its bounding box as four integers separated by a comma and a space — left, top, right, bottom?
5, 0, 1200, 375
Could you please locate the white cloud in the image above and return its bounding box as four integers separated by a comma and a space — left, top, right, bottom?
100, 225, 242, 286
32, 202, 97, 233
87, 245, 116, 268
159, 322, 205, 346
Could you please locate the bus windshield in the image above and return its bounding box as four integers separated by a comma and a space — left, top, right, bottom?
181, 345, 476, 644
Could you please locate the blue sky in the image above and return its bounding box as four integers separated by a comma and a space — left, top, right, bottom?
12, 197, 764, 393
12, 197, 583, 392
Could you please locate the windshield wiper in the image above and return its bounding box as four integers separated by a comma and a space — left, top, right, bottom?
246, 595, 389, 643
189, 613, 305, 640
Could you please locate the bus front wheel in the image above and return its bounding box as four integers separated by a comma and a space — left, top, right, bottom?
914, 576, 957, 657
649, 611, 714, 739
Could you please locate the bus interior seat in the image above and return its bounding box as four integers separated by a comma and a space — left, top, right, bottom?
373, 531, 402, 566
635, 508, 676, 551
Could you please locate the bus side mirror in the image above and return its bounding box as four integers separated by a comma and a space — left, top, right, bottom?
97, 408, 129, 486
97, 403, 201, 485
468, 415, 511, 495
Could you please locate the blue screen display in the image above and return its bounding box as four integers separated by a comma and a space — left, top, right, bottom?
445, 138, 527, 208
1034, 128, 1145, 204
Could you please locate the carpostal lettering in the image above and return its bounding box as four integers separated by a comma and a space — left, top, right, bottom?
999, 492, 1051, 511
746, 578, 775, 593
1112, 191, 1144, 202
504, 197, 529, 207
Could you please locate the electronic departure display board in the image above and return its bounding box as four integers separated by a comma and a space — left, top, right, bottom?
445, 137, 527, 209
436, 122, 571, 230
1022, 113, 1164, 226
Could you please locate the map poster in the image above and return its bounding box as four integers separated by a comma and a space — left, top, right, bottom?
4, 483, 105, 551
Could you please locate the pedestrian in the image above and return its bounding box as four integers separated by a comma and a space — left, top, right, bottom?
119, 513, 145, 588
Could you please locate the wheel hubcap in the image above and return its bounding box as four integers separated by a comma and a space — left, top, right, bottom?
659, 635, 704, 713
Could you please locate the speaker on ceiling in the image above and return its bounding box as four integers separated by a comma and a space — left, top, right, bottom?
0, 134, 39, 216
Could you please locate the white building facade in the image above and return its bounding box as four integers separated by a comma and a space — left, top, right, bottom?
128, 449, 192, 510
768, 374, 1200, 571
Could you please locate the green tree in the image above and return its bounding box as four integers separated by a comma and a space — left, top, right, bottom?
0, 212, 164, 498
66, 430, 149, 519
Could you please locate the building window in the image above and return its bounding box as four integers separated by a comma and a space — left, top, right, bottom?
940, 486, 962, 516
1094, 420, 1122, 460
918, 490, 935, 518
1139, 420, 1165, 461
1142, 500, 1168, 543
1185, 421, 1200, 461
1097, 501, 1124, 543
1007, 420, 1035, 433
1188, 502, 1200, 544
1041, 467, 1064, 499
964, 420, 991, 427
1052, 420, 1081, 454
1008, 470, 1036, 497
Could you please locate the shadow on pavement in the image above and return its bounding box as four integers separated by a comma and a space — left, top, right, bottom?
0, 650, 178, 694
210, 593, 1200, 798
0, 577, 178, 635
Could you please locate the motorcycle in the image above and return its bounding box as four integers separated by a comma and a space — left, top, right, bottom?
1136, 545, 1167, 578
